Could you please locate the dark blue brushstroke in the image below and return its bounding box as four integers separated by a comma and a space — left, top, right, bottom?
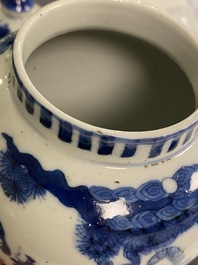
78, 130, 92, 151
0, 220, 35, 264
98, 135, 115, 155
0, 222, 11, 255
121, 142, 137, 157
40, 106, 52, 128
1, 133, 98, 224
149, 141, 165, 158
0, 24, 10, 39
17, 87, 23, 102
0, 133, 198, 265
11, 255, 36, 265
0, 31, 16, 54
58, 120, 73, 143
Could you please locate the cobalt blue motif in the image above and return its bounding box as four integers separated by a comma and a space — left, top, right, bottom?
0, 134, 198, 265
0, 147, 46, 204
0, 23, 10, 39
10, 250, 35, 265
12, 55, 198, 161
0, 221, 35, 265
0, 221, 11, 256
2, 0, 34, 13
0, 31, 16, 54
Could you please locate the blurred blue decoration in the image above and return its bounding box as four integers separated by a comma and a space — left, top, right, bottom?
0, 220, 36, 264
2, 0, 35, 13
0, 31, 16, 53
0, 23, 10, 39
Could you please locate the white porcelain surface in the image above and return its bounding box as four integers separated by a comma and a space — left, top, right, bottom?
34, 1, 198, 264
0, 0, 198, 265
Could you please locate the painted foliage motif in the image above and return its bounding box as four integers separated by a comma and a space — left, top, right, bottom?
0, 134, 197, 265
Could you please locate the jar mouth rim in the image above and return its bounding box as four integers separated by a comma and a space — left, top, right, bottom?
12, 0, 198, 141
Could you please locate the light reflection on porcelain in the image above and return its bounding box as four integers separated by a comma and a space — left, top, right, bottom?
0, 0, 198, 265
96, 198, 130, 219
190, 172, 198, 192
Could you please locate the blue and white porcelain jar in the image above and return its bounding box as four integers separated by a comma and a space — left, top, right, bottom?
0, 0, 198, 264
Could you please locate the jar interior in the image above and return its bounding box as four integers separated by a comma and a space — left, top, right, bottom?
25, 29, 195, 131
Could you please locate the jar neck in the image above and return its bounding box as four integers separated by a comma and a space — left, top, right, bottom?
10, 0, 198, 165
10, 57, 198, 165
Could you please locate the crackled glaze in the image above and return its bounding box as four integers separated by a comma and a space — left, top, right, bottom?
0, 0, 198, 265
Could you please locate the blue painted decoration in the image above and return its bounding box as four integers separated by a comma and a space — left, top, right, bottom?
12, 55, 198, 160
0, 133, 198, 264
11, 253, 35, 265
0, 31, 16, 54
0, 221, 11, 256
0, 220, 35, 265
0, 23, 10, 39
2, 0, 34, 13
